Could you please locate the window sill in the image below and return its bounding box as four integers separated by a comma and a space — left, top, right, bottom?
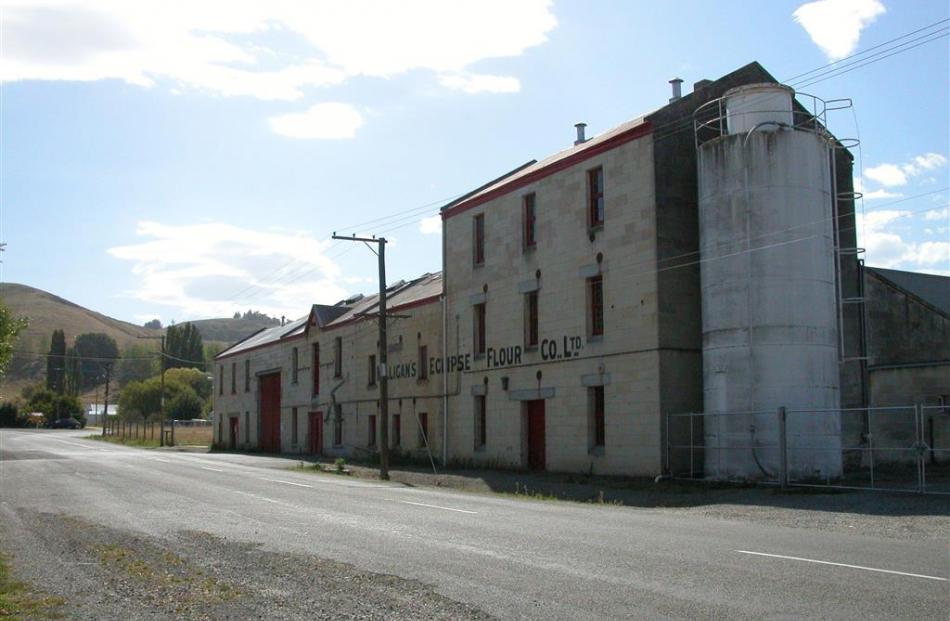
588, 224, 604, 234
474, 353, 486, 360
588, 446, 605, 457
474, 445, 487, 453
416, 377, 429, 384
473, 262, 485, 269
522, 244, 537, 254
524, 344, 539, 352
587, 335, 604, 344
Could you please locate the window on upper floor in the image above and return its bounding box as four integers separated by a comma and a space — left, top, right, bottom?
588, 275, 604, 338
291, 347, 299, 384
334, 337, 343, 378
230, 362, 236, 394
219, 366, 224, 396
473, 302, 486, 356
418, 345, 428, 380
523, 193, 537, 250
588, 167, 604, 228
244, 360, 250, 392
525, 290, 539, 348
312, 343, 320, 395
368, 354, 377, 387
473, 213, 485, 266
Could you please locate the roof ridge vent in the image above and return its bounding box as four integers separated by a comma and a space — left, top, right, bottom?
574, 122, 587, 145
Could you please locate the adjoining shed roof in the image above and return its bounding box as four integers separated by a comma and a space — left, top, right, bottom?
214, 272, 444, 360
867, 267, 950, 317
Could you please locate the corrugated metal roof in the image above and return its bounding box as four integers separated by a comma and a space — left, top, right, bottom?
868, 267, 950, 316
325, 272, 443, 328
216, 315, 308, 358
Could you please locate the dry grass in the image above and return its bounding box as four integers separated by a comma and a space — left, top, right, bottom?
89, 423, 212, 448
171, 426, 213, 446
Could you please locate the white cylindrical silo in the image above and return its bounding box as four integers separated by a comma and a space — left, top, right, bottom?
698, 84, 842, 481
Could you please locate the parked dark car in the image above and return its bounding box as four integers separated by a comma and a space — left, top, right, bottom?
49, 417, 81, 429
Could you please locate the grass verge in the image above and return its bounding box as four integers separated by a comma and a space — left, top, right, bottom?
0, 553, 64, 620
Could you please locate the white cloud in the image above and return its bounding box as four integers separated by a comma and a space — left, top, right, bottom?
108, 221, 350, 319
864, 152, 948, 187
858, 209, 950, 274
418, 215, 442, 235
268, 103, 364, 139
793, 0, 885, 61
854, 177, 902, 200
1, 0, 556, 101
922, 206, 948, 221
439, 73, 520, 94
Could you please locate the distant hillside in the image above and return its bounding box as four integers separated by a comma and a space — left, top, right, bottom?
0, 283, 275, 396
185, 317, 278, 344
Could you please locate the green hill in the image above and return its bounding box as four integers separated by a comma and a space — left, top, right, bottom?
0, 283, 276, 397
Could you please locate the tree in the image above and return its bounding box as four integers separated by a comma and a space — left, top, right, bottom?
166, 389, 203, 421
46, 329, 66, 393
116, 343, 158, 386
0, 402, 18, 427
163, 367, 212, 401
165, 322, 204, 370
74, 333, 119, 388
24, 385, 83, 423
0, 298, 27, 380
63, 346, 83, 396
233, 312, 241, 319
144, 319, 162, 329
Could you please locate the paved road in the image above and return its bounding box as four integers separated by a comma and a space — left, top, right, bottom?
1, 429, 946, 619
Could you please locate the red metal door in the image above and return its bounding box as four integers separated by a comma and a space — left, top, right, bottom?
229, 417, 238, 449
260, 373, 282, 452
526, 400, 545, 470
308, 411, 322, 455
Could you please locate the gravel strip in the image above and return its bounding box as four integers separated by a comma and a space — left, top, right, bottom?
0, 508, 492, 621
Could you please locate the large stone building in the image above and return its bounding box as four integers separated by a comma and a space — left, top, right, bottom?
213, 61, 948, 478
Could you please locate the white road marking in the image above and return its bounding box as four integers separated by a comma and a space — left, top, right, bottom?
260, 478, 313, 488
400, 500, 477, 514
149, 457, 171, 463
735, 550, 948, 582
201, 467, 224, 472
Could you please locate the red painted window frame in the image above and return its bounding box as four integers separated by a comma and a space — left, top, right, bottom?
523, 193, 537, 249
473, 213, 485, 266
474, 302, 487, 355
588, 167, 604, 228
526, 290, 539, 347
593, 386, 605, 448
589, 275, 604, 337
418, 345, 428, 380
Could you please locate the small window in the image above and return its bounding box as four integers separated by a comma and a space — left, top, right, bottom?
244, 411, 250, 444
334, 337, 343, 378
418, 345, 428, 380
474, 302, 486, 355
368, 414, 377, 447
392, 414, 401, 448
474, 396, 487, 449
525, 290, 539, 348
368, 354, 377, 386
219, 366, 224, 396
418, 412, 428, 448
333, 405, 343, 446
473, 213, 485, 266
590, 386, 605, 450
523, 193, 537, 249
244, 360, 250, 392
231, 362, 236, 394
312, 343, 320, 395
588, 167, 604, 228
291, 347, 299, 384
292, 407, 298, 445
589, 275, 604, 337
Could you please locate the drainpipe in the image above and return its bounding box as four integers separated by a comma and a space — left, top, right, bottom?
441, 210, 449, 466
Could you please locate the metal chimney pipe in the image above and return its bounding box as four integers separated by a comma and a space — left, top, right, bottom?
669, 78, 683, 102
574, 122, 587, 145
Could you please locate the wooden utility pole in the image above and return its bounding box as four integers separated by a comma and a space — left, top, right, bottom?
138, 335, 167, 445
101, 362, 112, 435
331, 233, 390, 480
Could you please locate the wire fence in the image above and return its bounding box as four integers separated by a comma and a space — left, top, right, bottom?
667, 404, 950, 495
102, 418, 212, 447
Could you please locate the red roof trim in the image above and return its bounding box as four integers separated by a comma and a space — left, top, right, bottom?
442, 121, 653, 220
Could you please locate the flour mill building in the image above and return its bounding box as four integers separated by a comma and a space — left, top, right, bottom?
213, 62, 949, 478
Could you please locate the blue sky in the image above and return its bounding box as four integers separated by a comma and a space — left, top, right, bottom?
2, 0, 947, 324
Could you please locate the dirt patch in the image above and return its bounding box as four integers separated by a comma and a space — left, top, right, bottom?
0, 510, 491, 621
